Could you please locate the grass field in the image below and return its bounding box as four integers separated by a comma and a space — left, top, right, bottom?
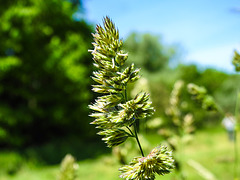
0, 126, 239, 180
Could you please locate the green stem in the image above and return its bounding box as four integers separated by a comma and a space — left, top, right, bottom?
124, 87, 128, 102
124, 86, 145, 157
134, 122, 145, 157
177, 127, 185, 180
234, 89, 239, 180
234, 130, 238, 180
126, 126, 134, 137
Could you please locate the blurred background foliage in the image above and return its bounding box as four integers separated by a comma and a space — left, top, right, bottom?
0, 0, 239, 169
123, 33, 178, 72
0, 0, 94, 148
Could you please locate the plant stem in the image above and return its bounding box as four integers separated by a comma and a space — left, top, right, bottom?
234, 132, 238, 180
124, 86, 128, 101
234, 89, 239, 180
126, 126, 134, 137
177, 127, 185, 180
134, 122, 145, 157
124, 86, 145, 157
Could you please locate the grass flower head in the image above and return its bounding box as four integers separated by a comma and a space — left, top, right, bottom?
119, 146, 174, 180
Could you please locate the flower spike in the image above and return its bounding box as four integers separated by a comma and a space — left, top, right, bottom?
88, 16, 174, 179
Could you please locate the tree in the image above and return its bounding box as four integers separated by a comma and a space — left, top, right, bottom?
123, 33, 177, 72
0, 0, 93, 146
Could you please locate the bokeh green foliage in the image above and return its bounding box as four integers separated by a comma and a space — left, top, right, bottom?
123, 34, 235, 128
0, 0, 238, 149
123, 33, 177, 72
0, 0, 93, 146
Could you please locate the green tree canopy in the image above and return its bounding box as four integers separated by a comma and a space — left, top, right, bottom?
123, 33, 177, 72
0, 0, 93, 146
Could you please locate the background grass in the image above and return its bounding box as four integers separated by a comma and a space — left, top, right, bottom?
0, 126, 239, 180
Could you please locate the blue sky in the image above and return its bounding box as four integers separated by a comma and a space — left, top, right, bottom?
83, 0, 240, 72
